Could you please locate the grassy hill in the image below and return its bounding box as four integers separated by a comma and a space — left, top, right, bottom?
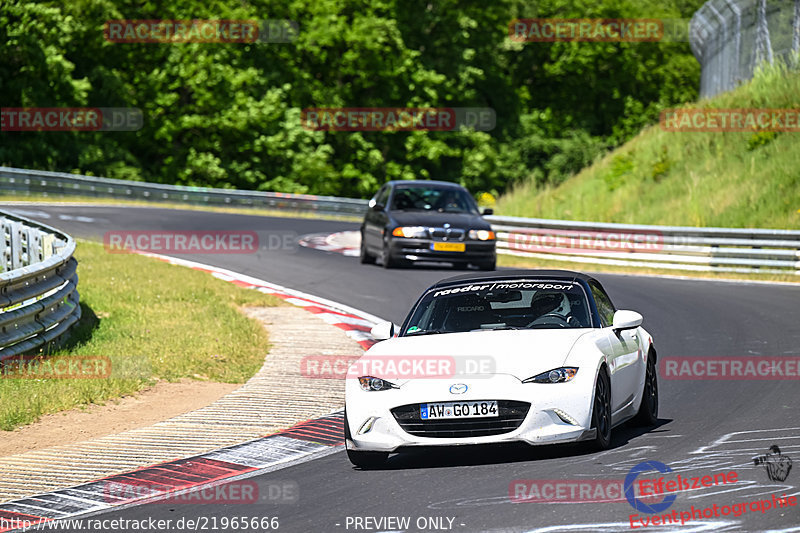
495, 64, 800, 229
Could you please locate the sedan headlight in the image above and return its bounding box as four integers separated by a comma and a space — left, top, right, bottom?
468, 229, 496, 241
358, 376, 398, 391
392, 226, 428, 238
523, 367, 578, 384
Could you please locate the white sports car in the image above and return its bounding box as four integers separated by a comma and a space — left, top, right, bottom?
344, 270, 658, 468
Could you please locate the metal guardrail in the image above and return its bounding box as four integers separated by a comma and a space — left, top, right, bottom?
487, 215, 800, 275
0, 166, 797, 275
0, 210, 81, 361
0, 166, 369, 217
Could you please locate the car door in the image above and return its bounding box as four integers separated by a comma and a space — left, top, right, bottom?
590, 282, 643, 420
364, 185, 390, 252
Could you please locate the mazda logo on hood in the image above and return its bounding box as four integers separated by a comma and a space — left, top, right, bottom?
449, 383, 468, 394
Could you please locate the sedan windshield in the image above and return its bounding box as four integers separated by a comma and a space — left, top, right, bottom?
402, 281, 592, 335
390, 187, 478, 214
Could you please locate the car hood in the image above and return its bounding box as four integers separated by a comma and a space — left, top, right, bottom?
389, 211, 490, 230
360, 329, 591, 382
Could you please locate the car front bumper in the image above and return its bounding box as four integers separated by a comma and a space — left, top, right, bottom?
345, 375, 596, 452
388, 238, 496, 264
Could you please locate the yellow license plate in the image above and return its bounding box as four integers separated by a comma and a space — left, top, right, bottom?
432, 242, 466, 252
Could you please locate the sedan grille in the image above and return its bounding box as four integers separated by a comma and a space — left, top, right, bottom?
429, 227, 465, 241
391, 400, 530, 438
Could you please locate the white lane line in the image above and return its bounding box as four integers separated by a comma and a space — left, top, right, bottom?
692, 428, 800, 455
4, 209, 52, 219
137, 252, 387, 324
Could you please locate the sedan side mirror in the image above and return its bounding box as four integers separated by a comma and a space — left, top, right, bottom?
371, 203, 385, 212
481, 207, 494, 216
370, 321, 396, 340
612, 310, 643, 331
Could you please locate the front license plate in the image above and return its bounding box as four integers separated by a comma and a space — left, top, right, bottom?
421, 401, 498, 419
431, 242, 466, 252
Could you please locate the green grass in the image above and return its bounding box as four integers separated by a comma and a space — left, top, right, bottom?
496, 63, 800, 229
0, 240, 284, 431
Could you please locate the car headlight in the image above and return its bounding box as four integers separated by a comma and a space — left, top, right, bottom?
392, 226, 428, 238
468, 229, 496, 241
523, 367, 578, 384
358, 376, 398, 391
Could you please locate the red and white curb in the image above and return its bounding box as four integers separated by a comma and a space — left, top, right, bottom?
0, 254, 384, 532
143, 253, 383, 350
298, 231, 360, 257
0, 413, 345, 530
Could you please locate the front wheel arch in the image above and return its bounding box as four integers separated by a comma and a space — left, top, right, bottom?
632, 346, 659, 427
589, 364, 612, 450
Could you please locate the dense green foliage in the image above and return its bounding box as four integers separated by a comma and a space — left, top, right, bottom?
1, 0, 704, 198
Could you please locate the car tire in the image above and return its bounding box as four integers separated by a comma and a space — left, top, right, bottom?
632, 349, 659, 426
477, 260, 496, 271
589, 368, 612, 450
381, 238, 402, 268
360, 235, 376, 264
344, 411, 389, 469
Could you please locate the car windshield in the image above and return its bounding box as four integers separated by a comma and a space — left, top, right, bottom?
390, 187, 478, 214
402, 281, 593, 335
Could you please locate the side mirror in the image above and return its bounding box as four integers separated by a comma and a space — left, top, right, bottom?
612, 310, 643, 331
371, 203, 385, 212
481, 207, 494, 216
370, 321, 395, 340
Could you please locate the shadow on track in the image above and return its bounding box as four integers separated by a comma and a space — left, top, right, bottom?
350, 418, 673, 471
377, 262, 478, 272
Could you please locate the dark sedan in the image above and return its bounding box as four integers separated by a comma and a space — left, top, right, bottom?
360, 180, 496, 269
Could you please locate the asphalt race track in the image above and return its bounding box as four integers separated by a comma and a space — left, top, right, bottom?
6, 204, 800, 532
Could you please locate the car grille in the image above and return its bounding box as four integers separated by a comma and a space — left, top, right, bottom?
391, 400, 530, 438
429, 227, 465, 241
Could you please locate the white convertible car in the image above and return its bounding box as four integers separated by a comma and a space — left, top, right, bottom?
344, 270, 658, 468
